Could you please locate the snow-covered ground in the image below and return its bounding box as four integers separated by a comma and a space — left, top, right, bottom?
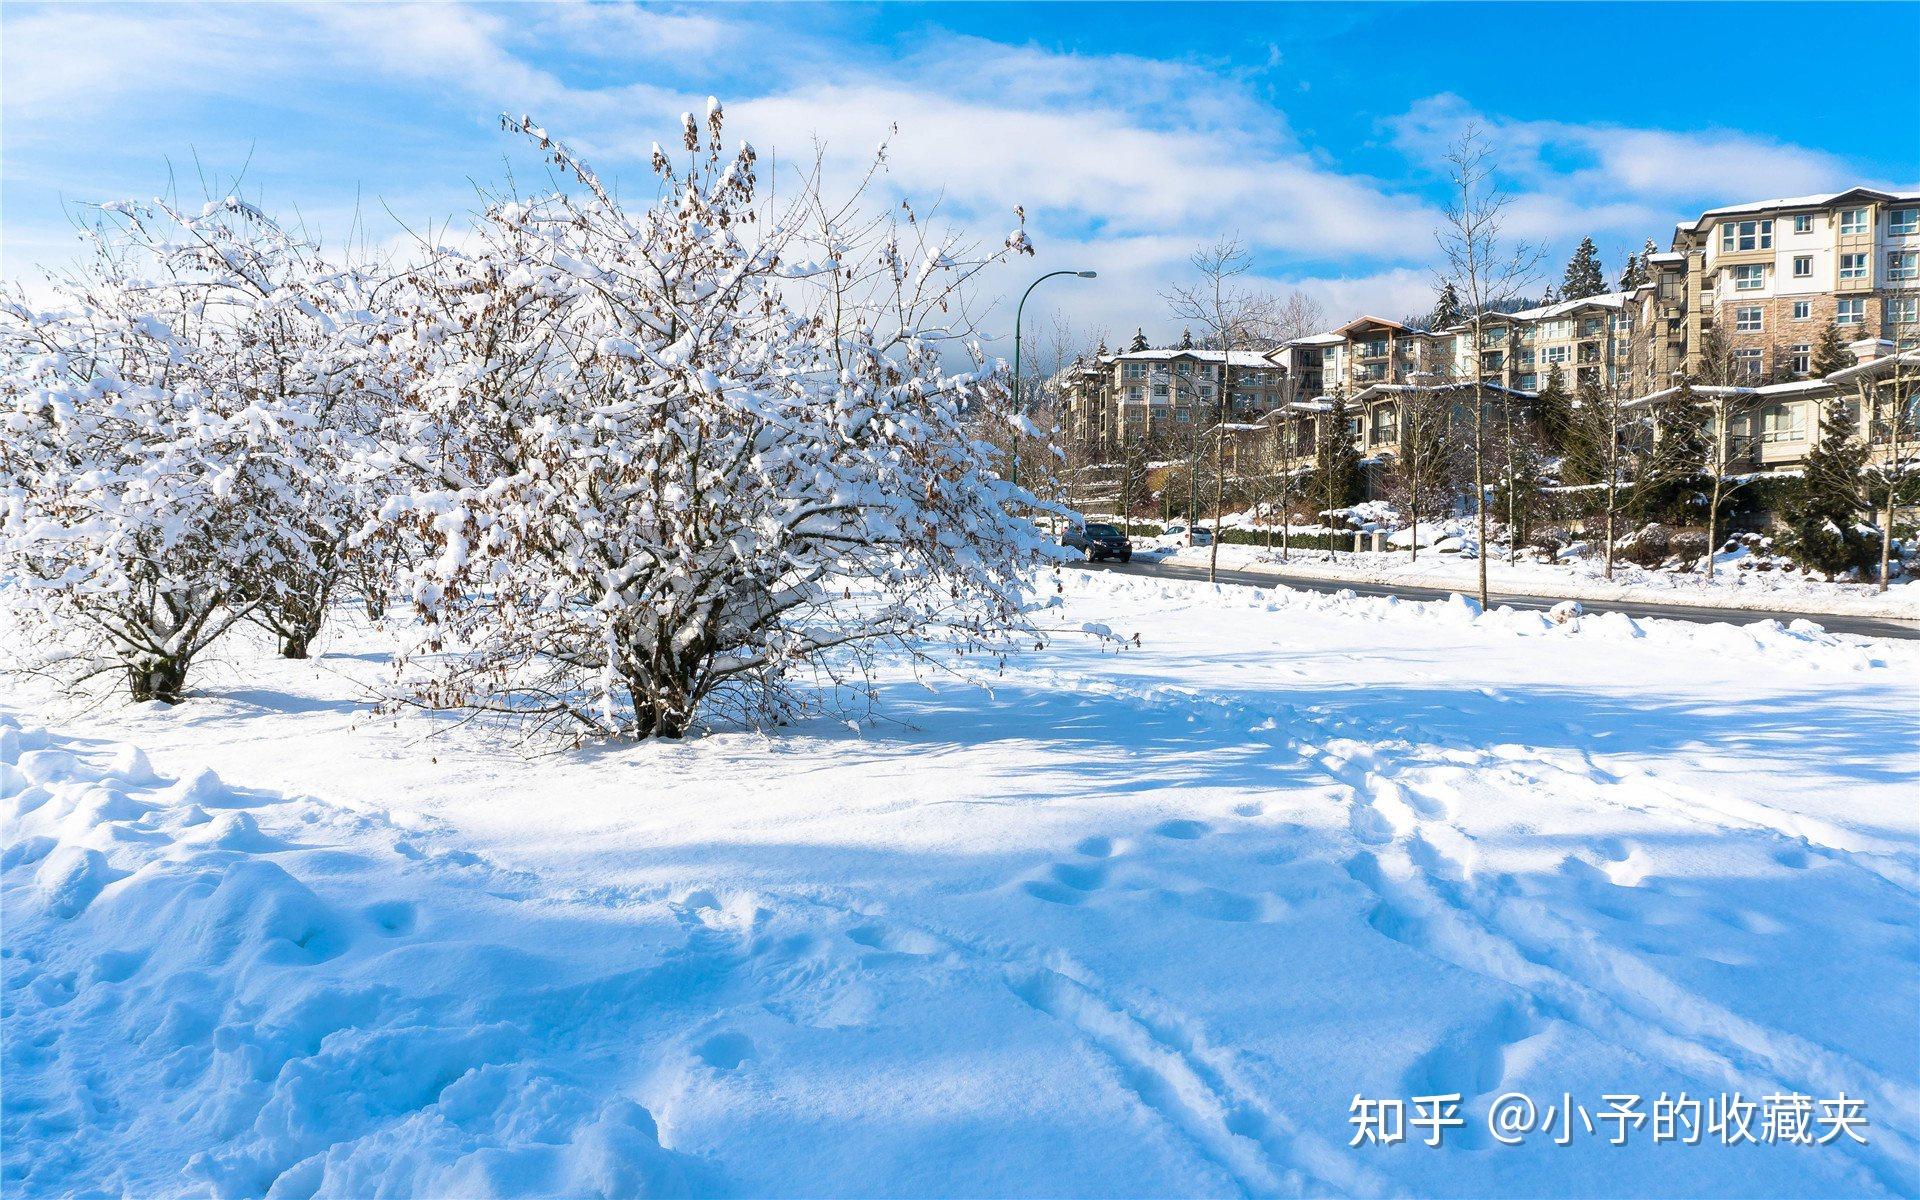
1139, 541, 1920, 620
6, 573, 1918, 1197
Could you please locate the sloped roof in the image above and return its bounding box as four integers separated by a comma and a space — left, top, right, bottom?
1104, 348, 1278, 367
1335, 315, 1409, 335
1687, 188, 1920, 230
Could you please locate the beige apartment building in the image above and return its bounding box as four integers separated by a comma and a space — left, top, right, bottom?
1063, 186, 1919, 496
1062, 332, 1286, 448
1632, 187, 1920, 391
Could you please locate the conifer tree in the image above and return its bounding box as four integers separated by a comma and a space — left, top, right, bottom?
1532, 363, 1573, 456
1811, 320, 1852, 378
1311, 400, 1363, 556
1562, 236, 1606, 300
1781, 398, 1874, 577
1431, 282, 1463, 330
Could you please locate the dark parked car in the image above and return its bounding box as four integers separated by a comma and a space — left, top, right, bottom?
1062, 521, 1133, 563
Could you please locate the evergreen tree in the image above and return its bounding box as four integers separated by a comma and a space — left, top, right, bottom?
1532, 363, 1574, 456
1616, 252, 1641, 293
1491, 393, 1551, 557
1431, 282, 1463, 330
1127, 328, 1149, 353
1310, 402, 1364, 551
1781, 399, 1875, 576
1646, 378, 1712, 525
1811, 320, 1851, 378
1562, 236, 1607, 300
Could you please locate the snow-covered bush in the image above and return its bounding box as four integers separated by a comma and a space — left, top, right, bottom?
1, 199, 404, 700
0, 203, 339, 699
198, 209, 404, 658
370, 107, 1048, 740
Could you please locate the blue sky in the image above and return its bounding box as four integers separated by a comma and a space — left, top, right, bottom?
5, 1, 1917, 350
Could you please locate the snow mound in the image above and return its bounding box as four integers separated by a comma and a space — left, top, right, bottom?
0, 714, 705, 1198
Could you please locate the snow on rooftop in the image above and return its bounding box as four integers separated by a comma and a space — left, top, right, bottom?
1105, 348, 1276, 367
1508, 291, 1634, 321
1693, 188, 1920, 223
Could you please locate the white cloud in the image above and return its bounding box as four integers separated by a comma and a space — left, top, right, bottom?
1388, 93, 1864, 222
5, 6, 1897, 344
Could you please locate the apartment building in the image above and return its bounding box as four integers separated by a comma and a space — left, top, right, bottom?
1060, 332, 1287, 448
1634, 188, 1920, 389
1451, 294, 1634, 392
1066, 186, 1919, 493
1630, 349, 1919, 481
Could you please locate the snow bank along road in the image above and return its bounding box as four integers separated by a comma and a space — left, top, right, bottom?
5, 572, 1917, 1197
1081, 557, 1920, 641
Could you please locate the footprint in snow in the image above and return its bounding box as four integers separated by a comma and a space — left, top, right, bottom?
1152, 819, 1210, 840
846, 923, 943, 957
694, 1030, 754, 1071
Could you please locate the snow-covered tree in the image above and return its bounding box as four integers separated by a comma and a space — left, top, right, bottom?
1384, 374, 1460, 562
370, 108, 1049, 741
1164, 238, 1278, 581
1561, 237, 1606, 300
1782, 398, 1874, 577
1811, 320, 1852, 378
1436, 128, 1541, 602
1309, 397, 1363, 557
0, 199, 354, 698
1430, 282, 1463, 331
1857, 355, 1920, 590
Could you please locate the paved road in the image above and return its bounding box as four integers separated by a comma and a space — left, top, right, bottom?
1076, 556, 1920, 641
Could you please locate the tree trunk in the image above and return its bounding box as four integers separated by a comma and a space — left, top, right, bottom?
279, 609, 325, 660
1475, 437, 1489, 607
1410, 471, 1420, 564
1210, 400, 1225, 582
1705, 475, 1723, 581
1883, 495, 1896, 593
1603, 499, 1616, 580
128, 657, 189, 704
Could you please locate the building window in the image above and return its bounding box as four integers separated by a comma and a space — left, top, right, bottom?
1152, 384, 1169, 398
1839, 209, 1868, 236
1517, 373, 1538, 391
1174, 410, 1191, 423
1887, 296, 1919, 326
1793, 214, 1814, 234
1732, 264, 1765, 291
1720, 219, 1773, 252
1735, 307, 1763, 331
1370, 405, 1397, 443
1542, 345, 1569, 364
1790, 344, 1812, 375
1889, 208, 1918, 236
1840, 253, 1869, 281
1792, 255, 1813, 278
1197, 385, 1215, 400
1734, 348, 1763, 379
1836, 298, 1866, 325
1123, 362, 1146, 379
1890, 251, 1919, 281
1760, 402, 1806, 443
1793, 299, 1813, 320
1128, 386, 1145, 402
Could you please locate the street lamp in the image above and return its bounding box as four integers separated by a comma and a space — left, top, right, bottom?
1010, 269, 1097, 491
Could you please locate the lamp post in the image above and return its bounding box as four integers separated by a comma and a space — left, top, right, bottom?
1010, 269, 1097, 493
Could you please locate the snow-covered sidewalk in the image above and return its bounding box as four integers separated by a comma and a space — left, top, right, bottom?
5, 573, 1917, 1197
1140, 541, 1920, 621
